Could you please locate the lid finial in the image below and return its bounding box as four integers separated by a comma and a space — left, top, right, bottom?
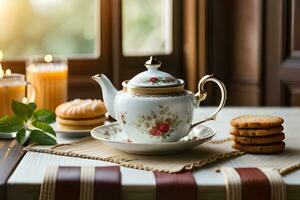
145, 56, 161, 70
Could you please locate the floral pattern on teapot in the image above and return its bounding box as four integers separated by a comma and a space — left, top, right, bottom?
141, 76, 177, 85
135, 105, 182, 141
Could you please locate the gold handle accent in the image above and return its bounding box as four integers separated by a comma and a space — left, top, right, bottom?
25, 82, 36, 103
191, 74, 227, 128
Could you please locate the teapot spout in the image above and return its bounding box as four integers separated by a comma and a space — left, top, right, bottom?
92, 74, 118, 119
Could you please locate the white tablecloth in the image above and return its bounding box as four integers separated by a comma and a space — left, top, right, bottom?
7, 107, 300, 200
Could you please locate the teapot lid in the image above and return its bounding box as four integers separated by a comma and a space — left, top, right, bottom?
127, 57, 182, 87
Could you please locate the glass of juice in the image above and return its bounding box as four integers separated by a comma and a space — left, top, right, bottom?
26, 56, 68, 111
0, 73, 36, 116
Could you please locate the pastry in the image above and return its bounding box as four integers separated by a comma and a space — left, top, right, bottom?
55, 99, 107, 130
230, 126, 284, 137
232, 142, 285, 154
55, 99, 106, 119
57, 124, 99, 130
232, 133, 285, 145
56, 115, 107, 126
230, 115, 284, 128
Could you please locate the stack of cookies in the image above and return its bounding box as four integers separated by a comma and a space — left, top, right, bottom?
230, 115, 285, 154
55, 99, 107, 130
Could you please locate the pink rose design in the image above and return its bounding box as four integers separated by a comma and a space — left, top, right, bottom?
149, 122, 170, 136
149, 77, 158, 83
157, 122, 170, 133
149, 127, 163, 136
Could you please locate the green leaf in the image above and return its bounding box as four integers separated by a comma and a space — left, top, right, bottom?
33, 109, 56, 123
12, 100, 34, 121
0, 115, 24, 133
28, 102, 37, 111
29, 130, 57, 145
16, 128, 29, 145
31, 120, 56, 136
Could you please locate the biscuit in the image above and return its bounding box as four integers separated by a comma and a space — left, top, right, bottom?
232, 142, 285, 154
55, 99, 106, 119
57, 124, 100, 131
56, 115, 107, 126
232, 133, 285, 145
230, 126, 284, 137
230, 115, 284, 128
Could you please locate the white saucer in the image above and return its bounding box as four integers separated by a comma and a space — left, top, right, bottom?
91, 122, 216, 155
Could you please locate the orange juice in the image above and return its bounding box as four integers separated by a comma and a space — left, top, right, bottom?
26, 63, 68, 111
0, 74, 26, 116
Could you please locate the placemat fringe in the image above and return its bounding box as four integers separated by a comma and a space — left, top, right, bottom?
278, 162, 300, 175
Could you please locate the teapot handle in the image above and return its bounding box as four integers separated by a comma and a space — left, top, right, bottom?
191, 74, 227, 129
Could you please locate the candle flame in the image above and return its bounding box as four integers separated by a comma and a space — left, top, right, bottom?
5, 69, 11, 75
22, 97, 28, 104
44, 54, 53, 63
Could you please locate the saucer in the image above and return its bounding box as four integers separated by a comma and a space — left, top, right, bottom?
91, 122, 216, 155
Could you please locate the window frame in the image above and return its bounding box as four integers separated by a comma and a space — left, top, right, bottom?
111, 0, 183, 88
1, 0, 182, 97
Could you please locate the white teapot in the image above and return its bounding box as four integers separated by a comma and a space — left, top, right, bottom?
93, 57, 226, 143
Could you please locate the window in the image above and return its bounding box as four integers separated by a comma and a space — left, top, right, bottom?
122, 0, 172, 56
0, 0, 181, 98
0, 0, 99, 59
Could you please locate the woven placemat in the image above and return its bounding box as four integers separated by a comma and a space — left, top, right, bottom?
24, 137, 243, 173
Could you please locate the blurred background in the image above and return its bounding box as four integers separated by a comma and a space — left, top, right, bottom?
0, 0, 299, 106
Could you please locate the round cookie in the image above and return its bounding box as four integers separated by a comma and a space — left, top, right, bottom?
56, 115, 107, 126
230, 126, 284, 137
231, 115, 284, 128
57, 124, 99, 131
232, 142, 285, 154
232, 133, 285, 145
55, 99, 106, 119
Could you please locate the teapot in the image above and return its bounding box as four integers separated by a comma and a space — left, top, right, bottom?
93, 57, 226, 143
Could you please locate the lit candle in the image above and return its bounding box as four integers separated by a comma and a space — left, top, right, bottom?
5, 69, 11, 75
26, 55, 68, 111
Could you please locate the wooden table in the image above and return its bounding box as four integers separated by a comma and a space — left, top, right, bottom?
2, 107, 300, 200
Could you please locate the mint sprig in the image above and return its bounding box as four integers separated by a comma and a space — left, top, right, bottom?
16, 128, 29, 145
0, 115, 24, 132
12, 101, 34, 121
33, 109, 56, 123
0, 101, 57, 145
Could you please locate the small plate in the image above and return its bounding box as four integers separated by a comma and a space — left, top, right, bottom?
91, 122, 216, 155
0, 132, 17, 139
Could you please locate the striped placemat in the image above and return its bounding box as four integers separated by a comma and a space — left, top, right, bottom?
24, 137, 243, 173
220, 167, 286, 200
39, 166, 287, 200
39, 166, 121, 200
